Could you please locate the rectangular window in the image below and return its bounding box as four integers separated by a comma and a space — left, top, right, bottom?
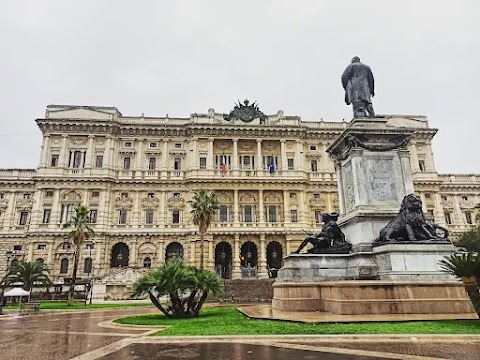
37, 244, 46, 250
149, 157, 156, 170
290, 210, 298, 223
92, 191, 100, 198
311, 160, 318, 172
268, 205, 277, 223
172, 209, 180, 224
444, 212, 452, 225
290, 192, 297, 199
244, 205, 253, 222
147, 192, 155, 198
465, 212, 473, 225
243, 156, 251, 169
313, 193, 320, 200
146, 209, 154, 224
13, 245, 22, 251
45, 190, 54, 198
123, 157, 131, 170
119, 209, 127, 224
42, 209, 51, 224
219, 205, 228, 222
427, 210, 434, 219
125, 142, 132, 147
310, 145, 317, 151
419, 160, 426, 172
19, 211, 29, 225
149, 142, 157, 148
315, 210, 323, 224
89, 210, 97, 223
425, 193, 431, 199
51, 154, 59, 167
23, 193, 31, 200
287, 158, 294, 170
175, 143, 182, 149
174, 158, 181, 170
199, 157, 207, 169
95, 155, 103, 168
65, 204, 75, 223
73, 151, 83, 168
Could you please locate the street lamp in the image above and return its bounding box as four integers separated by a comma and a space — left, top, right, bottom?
86, 241, 95, 306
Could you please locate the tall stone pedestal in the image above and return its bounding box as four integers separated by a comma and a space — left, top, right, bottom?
271, 117, 475, 319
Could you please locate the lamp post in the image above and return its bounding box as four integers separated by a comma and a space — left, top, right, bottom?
86, 241, 95, 305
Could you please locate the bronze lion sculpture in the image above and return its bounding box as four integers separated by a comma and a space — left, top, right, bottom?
375, 194, 449, 244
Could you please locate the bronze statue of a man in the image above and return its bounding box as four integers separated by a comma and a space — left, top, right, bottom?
341, 56, 375, 118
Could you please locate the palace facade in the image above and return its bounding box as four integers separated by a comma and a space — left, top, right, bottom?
0, 105, 479, 295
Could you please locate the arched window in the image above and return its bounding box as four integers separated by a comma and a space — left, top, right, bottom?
60, 258, 69, 274
111, 242, 129, 268
83, 257, 93, 274
36, 258, 44, 265
143, 257, 152, 268
165, 242, 184, 262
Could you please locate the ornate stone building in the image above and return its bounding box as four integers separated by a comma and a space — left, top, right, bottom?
0, 104, 479, 297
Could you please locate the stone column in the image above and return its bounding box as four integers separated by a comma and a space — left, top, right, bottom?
232, 139, 238, 170
208, 239, 214, 269
298, 190, 306, 224
59, 135, 69, 168
95, 240, 102, 272
136, 139, 144, 172
409, 142, 420, 172
162, 140, 169, 169
433, 193, 446, 225
207, 138, 214, 170
259, 234, 268, 279
283, 190, 290, 224
233, 189, 239, 224
131, 239, 137, 268
296, 140, 303, 171
39, 134, 50, 168
108, 137, 115, 170
85, 135, 95, 168
259, 189, 264, 224
190, 240, 196, 266
157, 240, 165, 266
280, 140, 287, 171
46, 241, 54, 269
425, 143, 437, 172
191, 138, 198, 169
256, 139, 263, 171
27, 242, 34, 262
232, 234, 241, 279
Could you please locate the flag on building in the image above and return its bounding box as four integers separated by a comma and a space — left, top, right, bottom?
269, 157, 275, 175
221, 153, 227, 175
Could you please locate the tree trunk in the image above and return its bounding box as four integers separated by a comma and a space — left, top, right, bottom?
68, 243, 81, 305
200, 233, 205, 269
148, 291, 171, 318
194, 291, 209, 317
463, 280, 480, 318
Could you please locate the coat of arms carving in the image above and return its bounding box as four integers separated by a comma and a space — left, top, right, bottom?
223, 99, 268, 123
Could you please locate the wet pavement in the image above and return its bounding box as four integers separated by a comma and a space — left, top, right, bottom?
1, 307, 480, 359
101, 343, 388, 360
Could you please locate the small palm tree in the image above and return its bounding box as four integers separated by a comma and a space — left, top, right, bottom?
132, 259, 222, 318
189, 190, 219, 269
439, 252, 480, 318
5, 261, 52, 301
62, 205, 94, 305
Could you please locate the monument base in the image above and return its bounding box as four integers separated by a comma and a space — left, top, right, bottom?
373, 242, 455, 280
272, 280, 475, 315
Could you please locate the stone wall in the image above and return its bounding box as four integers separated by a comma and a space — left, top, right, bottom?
210, 279, 275, 303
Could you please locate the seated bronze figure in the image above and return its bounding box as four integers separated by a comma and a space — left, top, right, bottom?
293, 213, 352, 254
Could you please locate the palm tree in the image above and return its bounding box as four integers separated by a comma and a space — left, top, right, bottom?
474, 203, 480, 228
62, 205, 94, 305
131, 259, 222, 318
5, 260, 52, 301
439, 252, 480, 318
189, 190, 219, 269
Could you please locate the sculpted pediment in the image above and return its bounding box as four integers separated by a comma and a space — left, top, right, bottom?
47, 106, 116, 120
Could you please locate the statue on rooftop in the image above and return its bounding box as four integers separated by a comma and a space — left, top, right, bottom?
341, 56, 375, 118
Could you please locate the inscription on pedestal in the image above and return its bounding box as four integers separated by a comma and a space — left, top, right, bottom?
368, 159, 397, 202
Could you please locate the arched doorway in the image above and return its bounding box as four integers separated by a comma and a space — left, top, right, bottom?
165, 242, 184, 262
240, 241, 257, 278
267, 241, 283, 278
111, 242, 129, 268
215, 242, 232, 279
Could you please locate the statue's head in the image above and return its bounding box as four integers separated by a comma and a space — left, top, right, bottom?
351, 56, 361, 63
400, 194, 423, 213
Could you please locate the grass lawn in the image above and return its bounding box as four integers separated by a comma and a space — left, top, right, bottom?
114, 307, 480, 336
3, 301, 151, 310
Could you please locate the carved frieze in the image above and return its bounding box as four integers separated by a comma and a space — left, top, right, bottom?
141, 196, 160, 209
368, 159, 397, 202
115, 193, 134, 209
61, 190, 82, 202
343, 163, 355, 212
167, 196, 185, 209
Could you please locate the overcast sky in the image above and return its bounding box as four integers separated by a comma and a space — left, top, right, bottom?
0, 1, 478, 173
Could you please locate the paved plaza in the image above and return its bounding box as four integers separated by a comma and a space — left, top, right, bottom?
0, 308, 479, 359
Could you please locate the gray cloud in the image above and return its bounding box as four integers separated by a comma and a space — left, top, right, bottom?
0, 0, 478, 173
